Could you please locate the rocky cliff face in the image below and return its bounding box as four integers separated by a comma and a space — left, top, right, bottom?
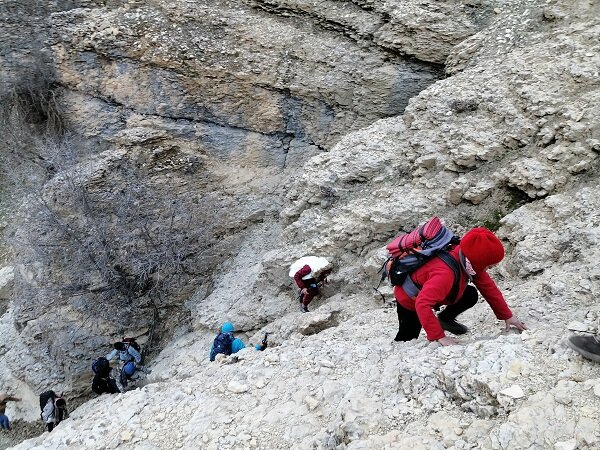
0, 0, 481, 406
1, 0, 600, 449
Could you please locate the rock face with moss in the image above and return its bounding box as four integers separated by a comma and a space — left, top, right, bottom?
2, 0, 600, 448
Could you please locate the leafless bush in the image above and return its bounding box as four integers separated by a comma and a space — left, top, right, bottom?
0, 63, 64, 186
0, 61, 64, 265
9, 139, 209, 357
1, 72, 208, 361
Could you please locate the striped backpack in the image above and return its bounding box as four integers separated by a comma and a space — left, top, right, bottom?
376, 217, 462, 300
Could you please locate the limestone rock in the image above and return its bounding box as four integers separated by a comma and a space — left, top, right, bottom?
567, 321, 589, 332
499, 385, 525, 399
0, 266, 14, 300
3, 0, 600, 449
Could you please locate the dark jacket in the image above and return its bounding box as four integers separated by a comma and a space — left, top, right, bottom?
92, 374, 120, 395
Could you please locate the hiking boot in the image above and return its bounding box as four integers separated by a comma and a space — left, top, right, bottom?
300, 304, 309, 313
394, 331, 406, 342
567, 335, 600, 362
438, 317, 469, 335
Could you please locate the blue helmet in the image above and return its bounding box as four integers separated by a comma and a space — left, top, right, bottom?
221, 322, 235, 333
123, 362, 136, 377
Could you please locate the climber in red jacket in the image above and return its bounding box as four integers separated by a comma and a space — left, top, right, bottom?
394, 227, 527, 346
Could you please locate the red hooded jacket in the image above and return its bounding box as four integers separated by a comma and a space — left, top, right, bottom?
293, 265, 313, 289
393, 246, 513, 341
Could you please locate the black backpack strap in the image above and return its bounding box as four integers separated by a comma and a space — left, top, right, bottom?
437, 251, 462, 303
373, 257, 392, 303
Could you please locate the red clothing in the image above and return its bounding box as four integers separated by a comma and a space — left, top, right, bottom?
293, 265, 313, 289
393, 246, 513, 341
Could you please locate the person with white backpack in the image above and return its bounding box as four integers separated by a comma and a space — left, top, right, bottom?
289, 256, 333, 312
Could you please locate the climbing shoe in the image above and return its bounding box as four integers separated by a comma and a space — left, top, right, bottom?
567, 335, 600, 362
300, 304, 309, 313
438, 317, 469, 335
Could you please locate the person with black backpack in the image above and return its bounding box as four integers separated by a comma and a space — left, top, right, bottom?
91, 356, 120, 395
105, 339, 143, 366
392, 226, 527, 346
209, 322, 247, 362
39, 391, 68, 432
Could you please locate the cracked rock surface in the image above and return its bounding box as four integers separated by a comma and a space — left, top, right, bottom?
1, 0, 600, 448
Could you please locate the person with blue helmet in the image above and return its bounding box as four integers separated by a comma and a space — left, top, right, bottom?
210, 322, 241, 361
210, 323, 271, 362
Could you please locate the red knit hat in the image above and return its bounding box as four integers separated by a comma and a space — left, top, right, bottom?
460, 227, 505, 272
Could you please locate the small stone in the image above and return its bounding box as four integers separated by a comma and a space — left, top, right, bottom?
555, 439, 577, 450
228, 380, 249, 393
499, 385, 524, 399
120, 430, 133, 442
520, 330, 533, 341
318, 359, 335, 368
319, 366, 333, 376
554, 391, 572, 405
507, 360, 524, 379
567, 321, 588, 332
304, 395, 320, 411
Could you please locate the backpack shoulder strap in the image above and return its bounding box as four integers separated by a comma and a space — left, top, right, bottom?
437, 251, 462, 303
400, 250, 461, 299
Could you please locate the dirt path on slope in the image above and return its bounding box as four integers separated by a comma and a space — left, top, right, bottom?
0, 420, 43, 450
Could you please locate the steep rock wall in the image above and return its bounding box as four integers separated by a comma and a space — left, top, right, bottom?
2, 0, 600, 449
16, 1, 592, 447
0, 0, 498, 418
47, 0, 446, 153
